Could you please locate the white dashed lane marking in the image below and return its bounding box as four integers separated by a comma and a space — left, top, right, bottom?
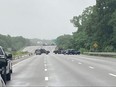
45, 69, 47, 71
109, 73, 116, 77
89, 66, 94, 69
45, 77, 49, 81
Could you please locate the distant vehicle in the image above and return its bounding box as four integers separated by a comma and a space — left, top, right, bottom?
53, 50, 61, 54
46, 50, 50, 54
65, 49, 80, 55
61, 50, 67, 54
0, 46, 12, 84
35, 49, 41, 55
35, 49, 50, 55
72, 50, 80, 55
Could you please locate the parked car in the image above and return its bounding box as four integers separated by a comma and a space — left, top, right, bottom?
0, 46, 12, 84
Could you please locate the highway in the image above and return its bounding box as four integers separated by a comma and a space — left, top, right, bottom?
6, 52, 116, 87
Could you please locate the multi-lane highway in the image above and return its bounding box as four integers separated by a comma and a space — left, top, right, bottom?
6, 50, 116, 87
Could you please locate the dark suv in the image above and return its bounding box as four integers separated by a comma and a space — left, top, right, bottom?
35, 49, 50, 55
66, 49, 80, 55
0, 46, 12, 84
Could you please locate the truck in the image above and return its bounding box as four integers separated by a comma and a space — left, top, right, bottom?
0, 46, 12, 84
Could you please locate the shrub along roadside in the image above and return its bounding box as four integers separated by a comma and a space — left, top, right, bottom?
83, 52, 116, 58
12, 51, 29, 60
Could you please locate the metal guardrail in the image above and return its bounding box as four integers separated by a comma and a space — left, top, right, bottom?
83, 52, 116, 57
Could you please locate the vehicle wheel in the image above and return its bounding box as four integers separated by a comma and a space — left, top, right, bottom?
6, 72, 11, 81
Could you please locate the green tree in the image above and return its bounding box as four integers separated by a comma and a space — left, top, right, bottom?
95, 0, 116, 51
70, 6, 94, 51
70, 0, 116, 52
0, 34, 31, 51
56, 35, 73, 49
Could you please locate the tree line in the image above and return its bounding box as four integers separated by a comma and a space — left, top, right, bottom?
0, 34, 31, 51
56, 0, 116, 52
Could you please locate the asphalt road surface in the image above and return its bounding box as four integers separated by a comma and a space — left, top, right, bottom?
6, 54, 116, 87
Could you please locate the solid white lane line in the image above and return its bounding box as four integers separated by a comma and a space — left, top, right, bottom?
109, 73, 116, 77
45, 69, 47, 71
89, 66, 94, 69
45, 77, 49, 81
78, 62, 82, 64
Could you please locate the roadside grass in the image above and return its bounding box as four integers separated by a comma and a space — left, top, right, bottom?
12, 51, 29, 59
83, 52, 116, 58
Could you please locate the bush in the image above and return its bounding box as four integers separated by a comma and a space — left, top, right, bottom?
104, 46, 114, 52
79, 48, 87, 54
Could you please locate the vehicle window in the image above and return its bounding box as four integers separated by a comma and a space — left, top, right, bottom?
0, 49, 3, 55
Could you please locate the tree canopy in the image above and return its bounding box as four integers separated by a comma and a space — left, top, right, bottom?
56, 34, 73, 50
0, 34, 31, 51
56, 0, 116, 52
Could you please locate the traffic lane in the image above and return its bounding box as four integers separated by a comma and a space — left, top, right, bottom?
60, 54, 116, 85
46, 55, 89, 86
63, 54, 116, 73
46, 54, 116, 86
6, 55, 46, 87
81, 54, 116, 62
74, 54, 116, 66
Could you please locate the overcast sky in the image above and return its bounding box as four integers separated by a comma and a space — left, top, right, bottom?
0, 0, 96, 39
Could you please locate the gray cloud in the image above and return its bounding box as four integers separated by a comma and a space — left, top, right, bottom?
0, 0, 96, 39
